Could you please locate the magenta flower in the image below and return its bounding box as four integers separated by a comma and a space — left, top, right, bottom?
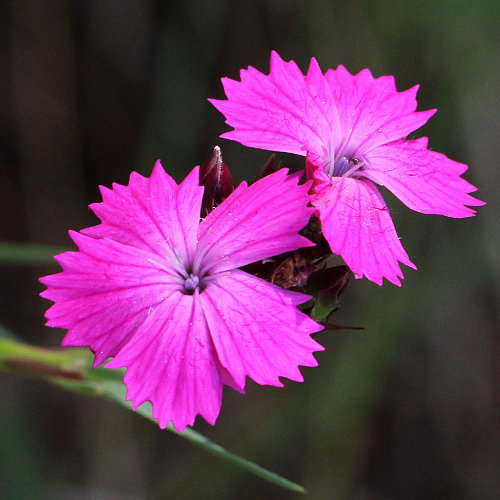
40, 162, 323, 431
209, 51, 484, 285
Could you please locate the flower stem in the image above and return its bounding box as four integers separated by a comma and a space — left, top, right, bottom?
0, 336, 306, 493
0, 242, 67, 265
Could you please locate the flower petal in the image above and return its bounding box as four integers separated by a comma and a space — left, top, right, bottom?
200, 270, 323, 389
82, 162, 203, 265
363, 138, 485, 217
310, 169, 415, 286
211, 51, 435, 164
196, 169, 314, 274
40, 231, 181, 366
209, 51, 328, 157
106, 292, 223, 432
324, 66, 436, 154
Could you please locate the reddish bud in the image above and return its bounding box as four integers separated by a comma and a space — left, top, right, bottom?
253, 154, 278, 182
200, 146, 234, 213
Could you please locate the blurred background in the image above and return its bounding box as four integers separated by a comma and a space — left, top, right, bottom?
0, 1, 498, 499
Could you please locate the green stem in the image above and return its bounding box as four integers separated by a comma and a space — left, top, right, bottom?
107, 389, 305, 493
0, 242, 67, 265
0, 337, 305, 493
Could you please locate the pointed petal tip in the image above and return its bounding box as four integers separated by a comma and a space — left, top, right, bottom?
219, 130, 236, 140
164, 420, 187, 433
354, 256, 418, 287
270, 49, 283, 63
92, 354, 106, 369
307, 56, 322, 72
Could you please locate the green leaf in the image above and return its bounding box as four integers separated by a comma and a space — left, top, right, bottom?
0, 337, 305, 493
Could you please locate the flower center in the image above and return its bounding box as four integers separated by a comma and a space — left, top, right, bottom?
183, 273, 199, 291
330, 155, 366, 178
180, 265, 208, 295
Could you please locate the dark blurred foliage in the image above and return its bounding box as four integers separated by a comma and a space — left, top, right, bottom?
0, 1, 499, 499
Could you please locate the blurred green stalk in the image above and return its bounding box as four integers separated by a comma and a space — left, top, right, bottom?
0, 242, 67, 265
0, 336, 305, 493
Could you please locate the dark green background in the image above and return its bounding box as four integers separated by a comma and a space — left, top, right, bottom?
0, 1, 498, 498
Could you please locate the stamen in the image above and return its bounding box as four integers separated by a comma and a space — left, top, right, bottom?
334, 156, 351, 176
342, 161, 365, 178
329, 155, 366, 178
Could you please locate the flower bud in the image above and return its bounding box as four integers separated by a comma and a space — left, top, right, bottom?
253, 154, 278, 182
200, 146, 234, 213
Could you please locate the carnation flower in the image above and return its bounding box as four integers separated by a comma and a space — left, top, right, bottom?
209, 51, 484, 285
40, 162, 323, 431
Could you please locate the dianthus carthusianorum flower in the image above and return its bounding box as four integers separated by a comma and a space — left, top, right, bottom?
40, 162, 323, 431
210, 51, 484, 285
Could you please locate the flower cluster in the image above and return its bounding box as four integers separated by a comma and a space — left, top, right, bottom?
41, 51, 483, 430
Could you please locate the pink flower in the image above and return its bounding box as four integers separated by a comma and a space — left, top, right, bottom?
40, 162, 323, 431
209, 51, 484, 285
